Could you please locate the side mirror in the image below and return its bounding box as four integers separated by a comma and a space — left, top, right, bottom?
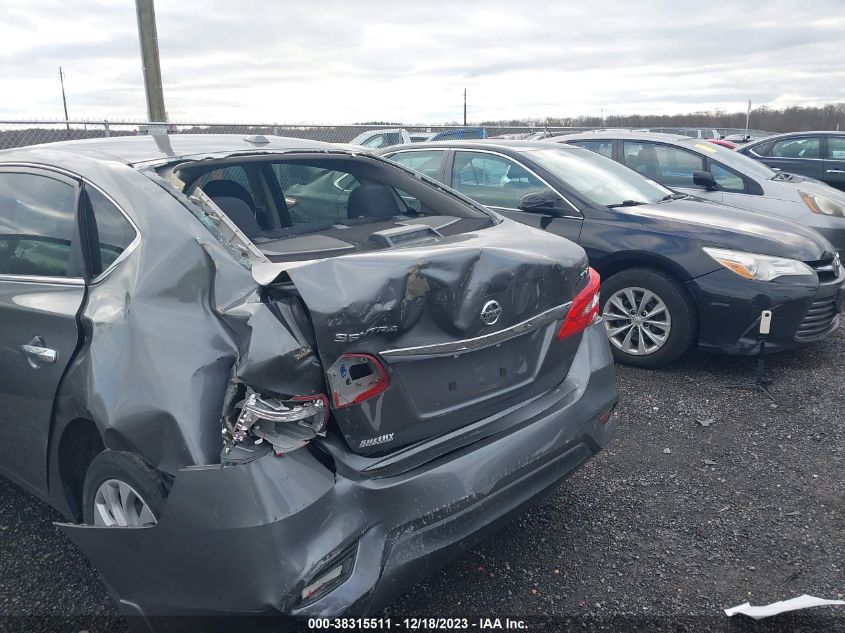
518, 190, 564, 215
693, 170, 718, 191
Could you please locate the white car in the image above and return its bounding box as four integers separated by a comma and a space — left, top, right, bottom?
348, 128, 411, 149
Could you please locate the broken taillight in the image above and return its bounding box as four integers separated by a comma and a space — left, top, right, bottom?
557, 267, 601, 340
326, 353, 389, 408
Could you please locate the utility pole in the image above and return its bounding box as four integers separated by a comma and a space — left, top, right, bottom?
463, 88, 467, 126
58, 67, 70, 132
135, 0, 167, 123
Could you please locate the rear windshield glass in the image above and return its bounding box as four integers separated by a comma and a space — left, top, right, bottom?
172, 154, 494, 239
680, 140, 778, 180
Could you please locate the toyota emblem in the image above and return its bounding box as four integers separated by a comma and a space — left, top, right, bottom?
480, 300, 503, 326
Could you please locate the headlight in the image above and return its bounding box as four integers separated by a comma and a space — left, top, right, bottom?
703, 247, 815, 281
800, 191, 845, 218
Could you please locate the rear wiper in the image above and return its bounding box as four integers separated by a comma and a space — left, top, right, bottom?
607, 200, 647, 208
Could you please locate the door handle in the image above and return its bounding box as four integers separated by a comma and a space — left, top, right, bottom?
826, 169, 845, 174
19, 336, 58, 367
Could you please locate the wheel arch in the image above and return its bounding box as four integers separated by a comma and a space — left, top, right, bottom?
596, 257, 701, 367
55, 417, 105, 522
594, 251, 694, 284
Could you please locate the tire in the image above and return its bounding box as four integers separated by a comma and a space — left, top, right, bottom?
600, 267, 697, 368
82, 450, 168, 527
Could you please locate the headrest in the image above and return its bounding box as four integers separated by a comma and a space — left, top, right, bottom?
347, 184, 401, 219
201, 179, 255, 210
210, 196, 261, 236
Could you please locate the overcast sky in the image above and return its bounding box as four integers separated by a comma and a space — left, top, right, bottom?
1, 0, 843, 123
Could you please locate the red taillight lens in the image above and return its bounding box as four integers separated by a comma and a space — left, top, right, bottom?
557, 267, 601, 340
326, 353, 389, 408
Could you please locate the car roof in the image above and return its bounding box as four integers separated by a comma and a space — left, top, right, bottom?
376, 139, 579, 153
744, 130, 845, 144
548, 131, 691, 143
0, 134, 341, 167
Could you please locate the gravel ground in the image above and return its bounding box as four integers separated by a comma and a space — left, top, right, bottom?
1, 330, 843, 632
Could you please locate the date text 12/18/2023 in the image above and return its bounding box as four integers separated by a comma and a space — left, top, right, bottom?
307, 618, 529, 630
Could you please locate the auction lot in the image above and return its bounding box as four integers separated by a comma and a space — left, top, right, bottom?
1, 329, 842, 631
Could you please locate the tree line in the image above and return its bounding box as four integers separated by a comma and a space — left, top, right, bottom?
480, 103, 845, 133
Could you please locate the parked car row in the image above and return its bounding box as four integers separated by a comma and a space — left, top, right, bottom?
550, 131, 845, 258
378, 140, 844, 367
551, 128, 845, 192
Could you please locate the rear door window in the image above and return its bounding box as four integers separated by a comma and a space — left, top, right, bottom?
451, 151, 551, 209
570, 140, 613, 158
389, 150, 446, 179
623, 142, 705, 186
0, 173, 77, 277
771, 137, 821, 159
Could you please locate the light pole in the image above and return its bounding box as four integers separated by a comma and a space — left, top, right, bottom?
135, 0, 167, 123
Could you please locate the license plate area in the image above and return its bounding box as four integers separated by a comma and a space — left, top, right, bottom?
388, 326, 550, 417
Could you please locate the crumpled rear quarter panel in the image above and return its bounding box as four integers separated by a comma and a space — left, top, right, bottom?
48, 157, 323, 480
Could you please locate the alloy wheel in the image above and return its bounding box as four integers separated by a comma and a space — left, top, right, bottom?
602, 286, 672, 356
93, 479, 158, 527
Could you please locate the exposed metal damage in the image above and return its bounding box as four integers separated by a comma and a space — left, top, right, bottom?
224, 388, 329, 455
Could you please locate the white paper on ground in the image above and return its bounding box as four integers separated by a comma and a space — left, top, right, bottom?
725, 594, 845, 620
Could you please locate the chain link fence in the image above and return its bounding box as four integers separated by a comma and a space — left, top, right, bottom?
0, 120, 775, 151
0, 120, 594, 151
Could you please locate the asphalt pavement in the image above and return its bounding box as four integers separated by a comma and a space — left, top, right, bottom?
1, 329, 843, 632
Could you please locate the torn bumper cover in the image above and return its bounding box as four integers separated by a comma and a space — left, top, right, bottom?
57, 324, 616, 620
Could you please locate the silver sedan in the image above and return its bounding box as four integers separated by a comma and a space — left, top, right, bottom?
550, 131, 845, 259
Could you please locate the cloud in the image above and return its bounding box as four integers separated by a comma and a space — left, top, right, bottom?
0, 0, 842, 122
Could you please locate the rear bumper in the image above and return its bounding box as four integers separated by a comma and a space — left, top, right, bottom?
687, 268, 844, 355
57, 324, 617, 622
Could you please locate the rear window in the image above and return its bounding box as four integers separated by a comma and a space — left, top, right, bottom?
88, 188, 137, 275
173, 154, 493, 240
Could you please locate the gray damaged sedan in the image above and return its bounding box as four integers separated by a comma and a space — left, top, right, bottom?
0, 135, 617, 621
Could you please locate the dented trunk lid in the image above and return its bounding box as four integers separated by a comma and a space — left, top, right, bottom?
257, 221, 588, 455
